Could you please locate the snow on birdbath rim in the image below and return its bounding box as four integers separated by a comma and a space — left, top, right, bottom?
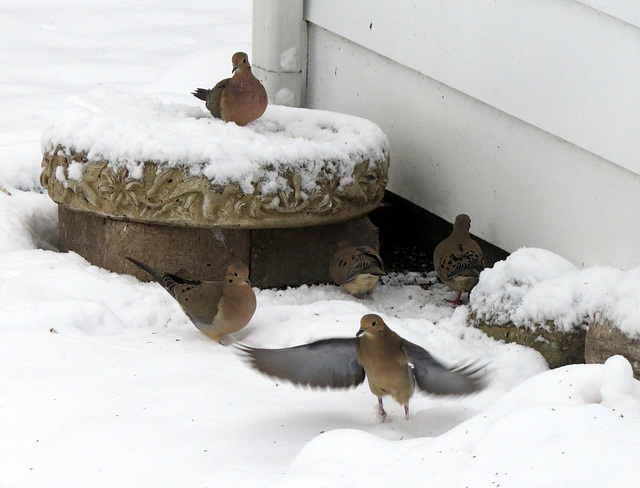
40, 88, 389, 228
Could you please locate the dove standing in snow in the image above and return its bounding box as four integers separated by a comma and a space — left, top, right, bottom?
433, 214, 486, 305
329, 241, 385, 298
237, 314, 485, 421
126, 257, 256, 343
192, 51, 268, 126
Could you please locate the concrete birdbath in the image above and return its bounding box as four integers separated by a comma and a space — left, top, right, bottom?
40, 88, 389, 287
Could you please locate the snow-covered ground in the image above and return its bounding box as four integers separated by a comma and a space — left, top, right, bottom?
1, 2, 640, 487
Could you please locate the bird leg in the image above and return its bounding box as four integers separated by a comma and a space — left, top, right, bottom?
377, 397, 389, 422
445, 291, 463, 306
404, 404, 410, 420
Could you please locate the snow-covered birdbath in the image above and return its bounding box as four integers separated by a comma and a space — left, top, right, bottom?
40, 89, 389, 287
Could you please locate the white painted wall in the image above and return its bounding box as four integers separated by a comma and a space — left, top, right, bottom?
253, 0, 640, 269
305, 0, 640, 175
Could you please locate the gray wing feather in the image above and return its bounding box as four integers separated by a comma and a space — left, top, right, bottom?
402, 341, 486, 395
236, 338, 365, 389
446, 255, 484, 279
347, 248, 385, 281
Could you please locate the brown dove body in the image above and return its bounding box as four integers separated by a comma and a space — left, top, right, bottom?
193, 52, 267, 126
433, 214, 486, 305
329, 241, 385, 297
238, 314, 485, 421
356, 316, 415, 416
126, 258, 256, 342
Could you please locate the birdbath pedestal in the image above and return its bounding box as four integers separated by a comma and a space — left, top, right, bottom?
40, 89, 389, 287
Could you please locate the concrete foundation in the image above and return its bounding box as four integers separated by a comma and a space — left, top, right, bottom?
58, 205, 379, 289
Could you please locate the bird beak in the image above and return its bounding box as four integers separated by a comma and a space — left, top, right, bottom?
356, 328, 365, 337
244, 279, 252, 286
232, 65, 238, 73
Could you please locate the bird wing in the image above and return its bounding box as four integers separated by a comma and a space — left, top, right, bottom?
332, 248, 384, 285
401, 340, 486, 395
446, 253, 484, 278
348, 247, 385, 279
206, 78, 228, 119
439, 247, 485, 280
162, 271, 201, 293
236, 338, 365, 389
170, 280, 224, 324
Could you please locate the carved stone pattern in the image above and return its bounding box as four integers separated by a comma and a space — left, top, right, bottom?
40, 147, 389, 229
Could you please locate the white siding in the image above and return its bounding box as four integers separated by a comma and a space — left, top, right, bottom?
305, 0, 640, 174
253, 0, 640, 269
305, 25, 640, 268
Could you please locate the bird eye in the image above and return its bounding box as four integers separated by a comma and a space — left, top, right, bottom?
371, 321, 377, 326
234, 272, 239, 277
243, 58, 247, 63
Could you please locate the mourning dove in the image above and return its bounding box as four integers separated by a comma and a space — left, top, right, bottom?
237, 314, 485, 420
329, 241, 385, 297
192, 51, 268, 126
433, 214, 486, 305
126, 257, 256, 343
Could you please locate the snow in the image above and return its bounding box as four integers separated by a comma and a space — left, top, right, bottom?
280, 358, 640, 488
42, 88, 389, 196
1, 1, 640, 487
280, 47, 298, 71
471, 247, 640, 338
275, 87, 296, 106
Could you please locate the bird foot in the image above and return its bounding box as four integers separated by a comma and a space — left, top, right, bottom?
445, 292, 464, 306
378, 398, 390, 422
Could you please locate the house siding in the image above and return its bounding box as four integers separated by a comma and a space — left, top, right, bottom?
253, 0, 640, 269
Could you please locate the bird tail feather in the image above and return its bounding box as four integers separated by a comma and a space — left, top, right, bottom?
192, 88, 211, 101
125, 256, 164, 283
